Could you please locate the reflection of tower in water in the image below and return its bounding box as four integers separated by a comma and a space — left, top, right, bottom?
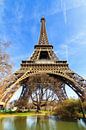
27, 116, 58, 130
14, 117, 27, 130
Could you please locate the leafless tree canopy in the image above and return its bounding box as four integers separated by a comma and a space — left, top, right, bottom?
17, 74, 63, 111
0, 41, 12, 80
0, 41, 13, 97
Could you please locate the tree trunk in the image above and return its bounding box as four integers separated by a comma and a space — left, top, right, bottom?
36, 105, 40, 112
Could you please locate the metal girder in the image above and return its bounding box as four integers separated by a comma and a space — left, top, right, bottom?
0, 70, 86, 105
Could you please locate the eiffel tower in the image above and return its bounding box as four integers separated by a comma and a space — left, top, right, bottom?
0, 17, 86, 107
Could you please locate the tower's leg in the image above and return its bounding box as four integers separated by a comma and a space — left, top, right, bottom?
15, 85, 30, 110
53, 84, 68, 101
68, 72, 86, 101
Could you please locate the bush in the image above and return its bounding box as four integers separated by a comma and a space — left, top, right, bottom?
54, 99, 81, 120
83, 101, 86, 112
0, 108, 16, 113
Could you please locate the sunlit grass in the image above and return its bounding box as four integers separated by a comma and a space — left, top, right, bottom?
0, 110, 53, 118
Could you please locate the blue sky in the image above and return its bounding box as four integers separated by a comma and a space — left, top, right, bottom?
0, 0, 86, 99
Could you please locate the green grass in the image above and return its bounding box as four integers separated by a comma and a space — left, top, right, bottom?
0, 110, 53, 118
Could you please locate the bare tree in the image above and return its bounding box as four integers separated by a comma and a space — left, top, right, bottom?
14, 74, 59, 112
13, 74, 64, 112
0, 41, 12, 80
31, 87, 57, 112
27, 74, 60, 112
0, 41, 13, 97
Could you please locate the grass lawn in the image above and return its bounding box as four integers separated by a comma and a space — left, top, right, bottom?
0, 110, 53, 118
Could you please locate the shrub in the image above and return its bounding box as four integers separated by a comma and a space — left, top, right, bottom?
54, 99, 81, 120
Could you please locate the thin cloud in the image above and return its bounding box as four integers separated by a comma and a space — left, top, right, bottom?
65, 31, 86, 45
0, 0, 5, 6
64, 0, 86, 11
0, 0, 5, 24
47, 0, 86, 16
61, 0, 67, 24
14, 1, 25, 23
58, 30, 86, 57
55, 45, 69, 61
56, 30, 86, 61
12, 0, 86, 25
12, 53, 30, 61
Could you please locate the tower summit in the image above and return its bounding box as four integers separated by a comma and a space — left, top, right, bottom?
34, 17, 53, 49
31, 17, 58, 61
38, 16, 49, 45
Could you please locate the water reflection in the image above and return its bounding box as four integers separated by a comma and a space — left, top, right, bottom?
14, 117, 27, 130
26, 116, 57, 130
2, 117, 15, 130
0, 116, 86, 130
78, 119, 86, 130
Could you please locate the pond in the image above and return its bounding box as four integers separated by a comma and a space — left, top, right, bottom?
0, 116, 86, 130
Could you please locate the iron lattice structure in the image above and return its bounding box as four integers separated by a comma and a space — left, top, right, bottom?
0, 17, 86, 106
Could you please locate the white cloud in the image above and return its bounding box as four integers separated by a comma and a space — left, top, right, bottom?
64, 0, 86, 10
47, 0, 86, 16
0, 0, 8, 43
0, 0, 5, 6
65, 31, 86, 45
46, 1, 61, 16
0, 0, 5, 24
14, 2, 25, 23
12, 53, 30, 61
56, 30, 86, 61
31, 0, 86, 24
